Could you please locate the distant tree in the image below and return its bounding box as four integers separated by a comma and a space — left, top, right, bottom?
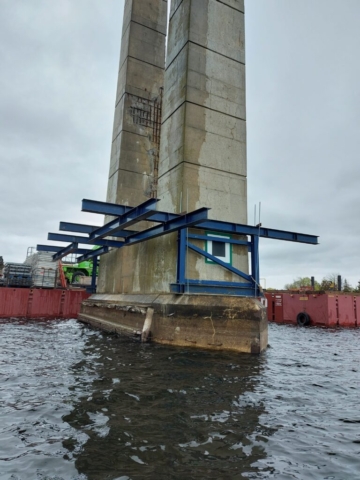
343, 279, 353, 292
284, 276, 320, 291
354, 281, 360, 293
320, 273, 342, 291
320, 278, 335, 290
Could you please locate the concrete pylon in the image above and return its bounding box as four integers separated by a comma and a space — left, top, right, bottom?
159, 0, 247, 223
153, 0, 248, 289
97, 0, 168, 294
81, 0, 267, 354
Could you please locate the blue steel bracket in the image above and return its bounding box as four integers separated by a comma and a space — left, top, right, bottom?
200, 220, 318, 245
188, 233, 250, 247
89, 198, 159, 243
125, 208, 209, 245
77, 246, 109, 263
82, 199, 180, 224
53, 243, 78, 261
82, 199, 133, 217
187, 242, 252, 282
59, 222, 137, 238
39, 199, 318, 298
47, 233, 125, 249
37, 244, 91, 255
170, 282, 258, 296
37, 245, 67, 253
172, 229, 260, 297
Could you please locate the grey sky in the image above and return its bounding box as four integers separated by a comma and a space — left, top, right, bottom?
0, 0, 359, 289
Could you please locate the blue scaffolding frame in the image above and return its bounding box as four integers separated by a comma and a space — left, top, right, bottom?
37, 198, 318, 296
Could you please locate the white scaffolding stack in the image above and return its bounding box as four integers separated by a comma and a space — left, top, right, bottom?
25, 251, 58, 288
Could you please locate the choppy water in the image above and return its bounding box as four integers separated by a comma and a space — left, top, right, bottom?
0, 319, 359, 480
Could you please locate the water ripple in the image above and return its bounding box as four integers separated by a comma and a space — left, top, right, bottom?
0, 319, 359, 479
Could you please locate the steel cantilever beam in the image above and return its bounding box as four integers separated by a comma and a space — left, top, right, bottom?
48, 233, 124, 249
37, 244, 92, 255
59, 222, 137, 238
76, 246, 109, 263
88, 198, 159, 243
82, 199, 180, 224
200, 221, 318, 245
125, 208, 210, 245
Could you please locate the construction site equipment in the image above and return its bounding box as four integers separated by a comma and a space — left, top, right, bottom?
4, 263, 32, 287
25, 251, 57, 288
58, 261, 68, 288
61, 257, 98, 284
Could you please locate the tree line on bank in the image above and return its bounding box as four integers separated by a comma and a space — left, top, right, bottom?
282, 275, 360, 293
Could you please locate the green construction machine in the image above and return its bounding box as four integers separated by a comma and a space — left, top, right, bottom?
62, 257, 98, 284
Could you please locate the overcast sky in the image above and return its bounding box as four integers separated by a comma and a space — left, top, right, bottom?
0, 0, 359, 289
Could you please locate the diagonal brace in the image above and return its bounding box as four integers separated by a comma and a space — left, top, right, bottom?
89, 198, 159, 242
187, 242, 252, 282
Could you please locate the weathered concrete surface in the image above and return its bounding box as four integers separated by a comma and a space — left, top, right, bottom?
87, 0, 268, 354
99, 0, 249, 295
98, 0, 167, 295
153, 0, 248, 288
158, 0, 247, 219
79, 294, 268, 354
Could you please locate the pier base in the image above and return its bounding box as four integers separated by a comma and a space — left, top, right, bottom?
79, 294, 268, 354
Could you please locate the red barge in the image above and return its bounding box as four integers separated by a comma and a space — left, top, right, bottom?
265, 291, 360, 328
0, 287, 90, 320
1, 286, 358, 329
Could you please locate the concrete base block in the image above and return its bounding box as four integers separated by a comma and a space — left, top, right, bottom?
79, 294, 268, 354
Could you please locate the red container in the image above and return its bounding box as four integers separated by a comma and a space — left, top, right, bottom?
0, 288, 90, 319
265, 292, 359, 328
0, 288, 30, 318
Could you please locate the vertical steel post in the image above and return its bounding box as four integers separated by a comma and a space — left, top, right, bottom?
251, 235, 260, 295
176, 229, 186, 286
91, 256, 98, 293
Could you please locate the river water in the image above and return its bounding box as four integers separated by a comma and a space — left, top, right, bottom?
0, 319, 359, 480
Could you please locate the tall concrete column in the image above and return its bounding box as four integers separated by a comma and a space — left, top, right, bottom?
98, 0, 168, 294
81, 0, 268, 354
155, 0, 248, 287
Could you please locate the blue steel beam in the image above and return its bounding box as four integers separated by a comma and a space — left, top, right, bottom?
82, 199, 180, 224
59, 222, 137, 238
188, 233, 250, 246
52, 243, 84, 261
37, 244, 90, 255
90, 255, 98, 293
37, 245, 65, 253
250, 235, 260, 287
187, 242, 252, 282
38, 244, 91, 256
82, 200, 318, 244
48, 233, 125, 248
176, 229, 186, 285
126, 208, 209, 245
170, 283, 257, 296
76, 246, 109, 263
199, 221, 318, 245
185, 279, 253, 288
89, 198, 159, 242
82, 199, 132, 216
59, 222, 99, 234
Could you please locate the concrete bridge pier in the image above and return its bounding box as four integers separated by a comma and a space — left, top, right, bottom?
79, 0, 268, 354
